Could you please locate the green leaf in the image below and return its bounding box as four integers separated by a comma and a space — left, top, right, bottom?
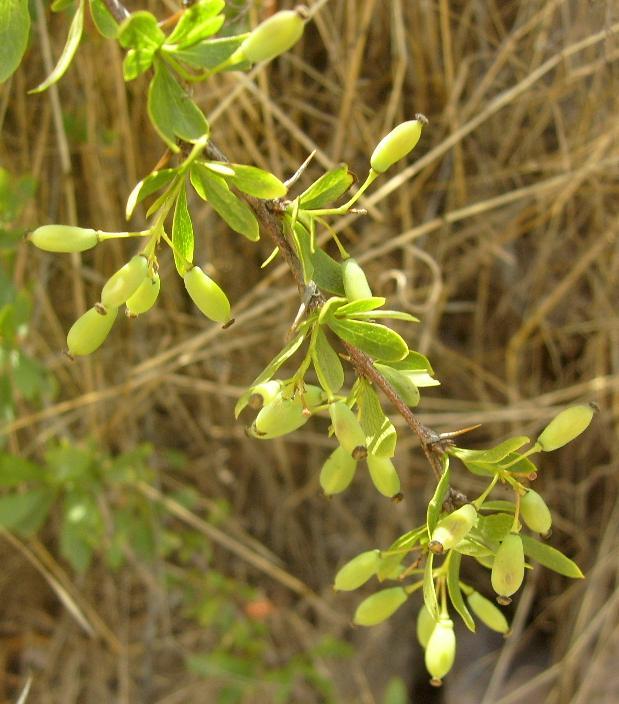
426, 455, 450, 536
476, 513, 512, 543
88, 0, 117, 38
377, 526, 426, 581
374, 363, 420, 407
312, 327, 344, 396
190, 164, 259, 241
447, 551, 475, 631
172, 35, 245, 70
29, 0, 84, 93
0, 488, 54, 535
479, 500, 515, 513
172, 183, 194, 275
60, 513, 94, 573
148, 62, 209, 150
327, 318, 408, 362
165, 0, 224, 48
423, 552, 439, 620
357, 380, 397, 458
311, 248, 345, 296
335, 297, 386, 316
349, 309, 419, 322
12, 351, 51, 400
0, 0, 30, 83
220, 163, 287, 199
498, 452, 538, 475
118, 10, 164, 50
521, 535, 584, 579
0, 454, 42, 487
382, 677, 408, 704
290, 219, 314, 283
234, 328, 308, 418
299, 164, 354, 209
389, 350, 434, 374
126, 168, 177, 219
451, 437, 530, 466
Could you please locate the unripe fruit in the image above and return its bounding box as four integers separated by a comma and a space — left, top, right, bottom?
250, 385, 323, 439
424, 618, 456, 684
101, 255, 148, 308
467, 591, 509, 634
29, 224, 98, 252
248, 380, 283, 410
353, 587, 407, 627
125, 273, 160, 316
537, 404, 594, 451
370, 116, 427, 174
342, 258, 372, 301
67, 306, 118, 356
416, 604, 436, 648
320, 446, 357, 495
329, 401, 367, 456
520, 489, 552, 534
429, 504, 477, 554
239, 9, 306, 64
334, 550, 381, 591
491, 533, 525, 601
366, 455, 401, 498
183, 265, 231, 324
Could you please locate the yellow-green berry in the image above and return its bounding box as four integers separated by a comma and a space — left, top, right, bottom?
491, 533, 525, 603
29, 225, 98, 253
334, 550, 381, 591
126, 272, 160, 316
520, 489, 552, 534
342, 258, 372, 301
429, 504, 477, 554
366, 455, 401, 498
329, 401, 367, 457
101, 255, 148, 308
353, 587, 408, 627
183, 265, 231, 324
67, 306, 118, 356
370, 116, 427, 174
239, 8, 306, 64
424, 618, 456, 685
320, 446, 357, 495
537, 404, 594, 451
250, 385, 323, 439
416, 604, 436, 649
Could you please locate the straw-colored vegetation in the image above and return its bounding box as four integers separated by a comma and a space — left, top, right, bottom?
1, 0, 618, 701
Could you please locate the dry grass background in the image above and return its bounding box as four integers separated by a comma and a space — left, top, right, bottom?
1, 0, 619, 701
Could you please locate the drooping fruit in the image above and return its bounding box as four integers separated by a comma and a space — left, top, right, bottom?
353, 587, 408, 627
101, 255, 148, 308
125, 272, 160, 316
334, 550, 381, 591
67, 306, 118, 356
319, 446, 357, 495
183, 265, 231, 324
29, 224, 99, 253
329, 401, 367, 457
424, 618, 456, 685
520, 489, 552, 535
366, 455, 401, 498
491, 533, 525, 602
429, 504, 477, 553
342, 258, 372, 301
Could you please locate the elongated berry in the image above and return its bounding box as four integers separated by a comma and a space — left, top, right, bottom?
353, 587, 407, 627
183, 265, 231, 324
491, 533, 525, 602
424, 618, 456, 685
366, 455, 401, 498
67, 306, 118, 356
334, 550, 381, 591
101, 255, 148, 308
429, 504, 477, 554
319, 446, 357, 495
29, 224, 99, 253
520, 489, 552, 534
416, 604, 436, 649
125, 272, 160, 316
342, 258, 372, 301
370, 116, 427, 174
467, 591, 509, 634
329, 401, 367, 457
537, 405, 594, 452
239, 8, 306, 64
250, 385, 323, 439
248, 380, 283, 410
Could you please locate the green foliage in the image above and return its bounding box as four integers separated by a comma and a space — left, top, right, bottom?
0, 0, 31, 83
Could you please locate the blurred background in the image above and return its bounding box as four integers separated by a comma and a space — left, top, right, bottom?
1, 0, 618, 702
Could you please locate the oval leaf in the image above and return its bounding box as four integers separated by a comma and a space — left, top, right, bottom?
0, 0, 30, 83
222, 163, 287, 199
299, 164, 354, 209
172, 183, 194, 274
423, 552, 439, 620
426, 455, 451, 536
327, 317, 408, 362
165, 0, 225, 48
447, 551, 476, 631
312, 327, 344, 395
126, 168, 176, 219
521, 535, 584, 578
190, 164, 259, 241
